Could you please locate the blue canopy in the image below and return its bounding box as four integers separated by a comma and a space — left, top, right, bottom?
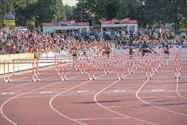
3, 12, 15, 20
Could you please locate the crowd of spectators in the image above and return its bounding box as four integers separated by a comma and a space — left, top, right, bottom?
0, 27, 186, 55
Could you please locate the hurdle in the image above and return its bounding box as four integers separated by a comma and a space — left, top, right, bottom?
54, 54, 60, 75
88, 59, 96, 80
2, 61, 14, 83
116, 59, 125, 80
60, 61, 68, 81
175, 52, 181, 79
32, 59, 40, 82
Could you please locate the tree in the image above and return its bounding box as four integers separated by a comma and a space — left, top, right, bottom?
35, 0, 64, 25
117, 0, 129, 19
0, 0, 37, 27
64, 4, 74, 20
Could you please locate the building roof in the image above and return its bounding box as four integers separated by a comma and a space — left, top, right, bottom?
3, 12, 15, 20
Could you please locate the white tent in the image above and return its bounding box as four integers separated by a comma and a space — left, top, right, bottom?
42, 21, 90, 33
101, 18, 138, 34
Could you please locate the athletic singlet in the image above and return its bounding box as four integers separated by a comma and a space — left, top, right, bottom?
34, 52, 39, 59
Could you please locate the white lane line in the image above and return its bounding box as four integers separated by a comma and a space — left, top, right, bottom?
77, 90, 88, 93
2, 92, 15, 95
106, 106, 122, 108
40, 91, 53, 94
141, 96, 179, 99
0, 84, 29, 93
94, 72, 159, 125
0, 74, 80, 125
113, 90, 126, 93
76, 116, 128, 121
1, 92, 15, 95
176, 77, 187, 100
136, 73, 187, 117
49, 74, 107, 125
94, 80, 130, 118
151, 89, 165, 92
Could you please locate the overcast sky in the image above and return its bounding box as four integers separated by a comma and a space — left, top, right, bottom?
63, 0, 78, 6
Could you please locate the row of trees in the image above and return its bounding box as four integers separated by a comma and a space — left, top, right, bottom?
75, 0, 187, 30
0, 0, 65, 29
0, 0, 187, 30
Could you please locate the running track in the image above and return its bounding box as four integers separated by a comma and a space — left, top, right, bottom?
0, 48, 187, 125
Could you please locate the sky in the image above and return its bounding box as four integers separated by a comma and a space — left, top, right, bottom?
63, 0, 78, 6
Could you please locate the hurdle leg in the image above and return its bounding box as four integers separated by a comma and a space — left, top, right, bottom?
36, 60, 40, 81
80, 63, 83, 74
60, 63, 65, 81
56, 59, 60, 75
7, 63, 12, 82
166, 56, 169, 66
32, 62, 35, 82
88, 64, 93, 80
106, 62, 110, 74
83, 63, 86, 74
36, 59, 40, 75
92, 72, 96, 80
103, 63, 107, 74
36, 74, 40, 81
12, 60, 15, 76
3, 63, 8, 83
55, 55, 57, 71
64, 67, 68, 81
60, 64, 64, 81
92, 66, 96, 80
117, 69, 121, 80
88, 71, 92, 81
145, 65, 150, 80
32, 62, 37, 82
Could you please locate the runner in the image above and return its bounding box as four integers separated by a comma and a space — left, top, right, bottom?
139, 41, 156, 57
97, 43, 111, 74
162, 40, 169, 65
71, 46, 78, 70
32, 48, 40, 82
129, 38, 135, 56
98, 43, 112, 58
79, 46, 88, 74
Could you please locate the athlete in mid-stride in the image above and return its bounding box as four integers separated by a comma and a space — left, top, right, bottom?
32, 48, 40, 82
139, 41, 156, 57
162, 40, 170, 65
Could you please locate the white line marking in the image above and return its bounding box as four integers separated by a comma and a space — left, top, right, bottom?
0, 84, 28, 93
1, 92, 8, 95
151, 89, 165, 92
1, 92, 15, 95
94, 72, 159, 125
106, 106, 122, 108
141, 96, 179, 99
113, 90, 126, 93
77, 90, 88, 93
49, 74, 106, 125
0, 74, 79, 125
176, 77, 187, 100
40, 91, 52, 94
8, 92, 15, 95
136, 70, 187, 117
76, 116, 128, 121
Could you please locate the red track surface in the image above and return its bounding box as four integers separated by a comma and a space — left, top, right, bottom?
0, 49, 187, 125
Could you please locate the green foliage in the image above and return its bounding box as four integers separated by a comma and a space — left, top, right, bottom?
35, 0, 64, 24
0, 0, 64, 28
64, 4, 74, 20
75, 0, 187, 29
26, 17, 35, 30
0, 0, 186, 30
